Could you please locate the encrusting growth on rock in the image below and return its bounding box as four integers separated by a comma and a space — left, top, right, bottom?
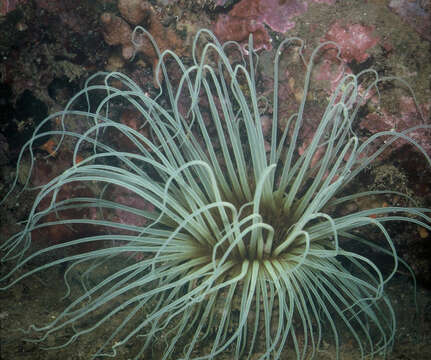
118, 0, 150, 25
100, 13, 134, 60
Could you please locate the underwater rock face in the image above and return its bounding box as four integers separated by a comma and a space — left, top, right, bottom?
117, 0, 150, 25
101, 12, 135, 59
389, 0, 431, 41
322, 22, 379, 64
360, 95, 431, 156
214, 0, 326, 50
100, 2, 183, 85
0, 0, 430, 358
213, 0, 338, 51
0, 0, 24, 15
0, 133, 9, 166
1, 24, 430, 358
214, 13, 272, 51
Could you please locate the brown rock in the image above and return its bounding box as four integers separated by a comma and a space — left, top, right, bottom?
118, 0, 150, 25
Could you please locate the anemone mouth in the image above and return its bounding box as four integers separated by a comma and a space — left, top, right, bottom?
0, 28, 430, 360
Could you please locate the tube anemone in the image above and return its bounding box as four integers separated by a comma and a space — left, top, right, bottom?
1, 29, 430, 359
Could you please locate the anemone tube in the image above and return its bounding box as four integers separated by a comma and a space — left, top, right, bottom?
1, 29, 430, 360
